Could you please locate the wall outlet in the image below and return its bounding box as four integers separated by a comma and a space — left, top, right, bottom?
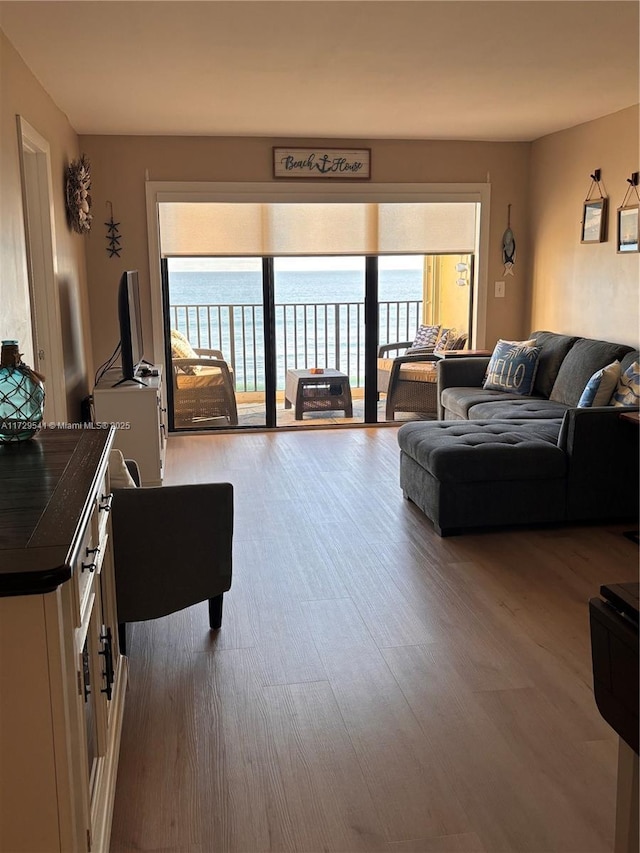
495, 280, 505, 298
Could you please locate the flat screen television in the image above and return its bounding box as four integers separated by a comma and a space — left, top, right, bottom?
117, 270, 144, 383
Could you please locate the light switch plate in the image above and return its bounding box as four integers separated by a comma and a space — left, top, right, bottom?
495, 281, 505, 298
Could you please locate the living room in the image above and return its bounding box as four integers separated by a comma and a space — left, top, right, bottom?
0, 2, 638, 852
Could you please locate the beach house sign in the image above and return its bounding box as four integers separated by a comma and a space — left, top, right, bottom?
273, 148, 371, 180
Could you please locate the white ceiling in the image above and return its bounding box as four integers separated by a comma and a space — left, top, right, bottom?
1, 1, 638, 142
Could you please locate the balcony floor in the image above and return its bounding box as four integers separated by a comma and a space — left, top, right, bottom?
173, 393, 435, 430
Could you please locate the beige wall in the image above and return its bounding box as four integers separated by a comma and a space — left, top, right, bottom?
528, 105, 639, 346
81, 135, 531, 367
0, 31, 92, 418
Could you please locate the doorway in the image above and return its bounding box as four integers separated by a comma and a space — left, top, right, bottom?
16, 116, 66, 422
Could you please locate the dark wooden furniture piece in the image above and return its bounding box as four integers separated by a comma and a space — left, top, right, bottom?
284, 368, 353, 419
589, 583, 639, 853
0, 428, 126, 853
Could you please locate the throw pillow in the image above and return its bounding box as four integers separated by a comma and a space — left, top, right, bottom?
411, 324, 440, 349
610, 361, 640, 407
483, 340, 542, 395
109, 449, 137, 488
577, 360, 621, 407
444, 332, 468, 351
433, 328, 453, 353
170, 329, 198, 374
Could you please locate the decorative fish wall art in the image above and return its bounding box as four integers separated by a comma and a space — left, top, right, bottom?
502, 204, 516, 276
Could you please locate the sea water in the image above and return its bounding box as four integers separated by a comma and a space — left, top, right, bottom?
168, 268, 424, 305
168, 268, 425, 389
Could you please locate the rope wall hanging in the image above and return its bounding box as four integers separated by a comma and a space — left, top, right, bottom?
580, 169, 608, 244
616, 172, 639, 254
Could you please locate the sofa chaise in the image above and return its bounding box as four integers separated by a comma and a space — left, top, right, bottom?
397, 331, 639, 535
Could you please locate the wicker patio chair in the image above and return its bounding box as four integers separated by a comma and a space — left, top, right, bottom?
170, 330, 238, 427
383, 353, 440, 420
378, 330, 468, 399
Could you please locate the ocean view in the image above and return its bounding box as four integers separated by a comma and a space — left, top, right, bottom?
168, 268, 424, 305
168, 268, 425, 390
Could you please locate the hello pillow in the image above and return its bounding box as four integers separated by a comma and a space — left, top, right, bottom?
483, 339, 541, 395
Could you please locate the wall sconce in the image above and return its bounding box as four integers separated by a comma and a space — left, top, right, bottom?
617, 172, 639, 254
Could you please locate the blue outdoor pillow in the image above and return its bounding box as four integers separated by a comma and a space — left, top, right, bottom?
483, 340, 541, 395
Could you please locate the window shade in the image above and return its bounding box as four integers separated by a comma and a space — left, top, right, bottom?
158, 201, 476, 257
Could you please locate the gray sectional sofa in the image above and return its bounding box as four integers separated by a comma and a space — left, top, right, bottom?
397, 331, 639, 535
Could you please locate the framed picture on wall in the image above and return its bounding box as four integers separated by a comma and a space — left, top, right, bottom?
617, 205, 639, 253
581, 198, 607, 243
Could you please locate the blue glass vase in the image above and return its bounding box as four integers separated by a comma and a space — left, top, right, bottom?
0, 340, 45, 443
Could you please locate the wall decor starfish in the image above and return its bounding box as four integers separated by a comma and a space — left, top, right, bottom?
105, 201, 122, 257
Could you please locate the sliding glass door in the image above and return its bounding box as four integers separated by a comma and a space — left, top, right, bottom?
163, 252, 474, 430
274, 257, 366, 426
164, 257, 268, 430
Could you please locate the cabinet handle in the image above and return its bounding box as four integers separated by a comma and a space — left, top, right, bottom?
99, 626, 114, 700
86, 546, 100, 557
99, 493, 113, 513
82, 647, 91, 702
81, 561, 96, 573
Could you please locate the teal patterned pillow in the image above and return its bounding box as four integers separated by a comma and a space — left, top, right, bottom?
577, 361, 621, 407
483, 340, 541, 395
611, 361, 640, 407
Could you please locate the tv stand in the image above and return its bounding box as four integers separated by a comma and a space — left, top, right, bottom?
93, 365, 166, 485
111, 374, 147, 388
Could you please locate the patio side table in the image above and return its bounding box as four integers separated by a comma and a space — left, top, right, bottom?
284, 369, 353, 420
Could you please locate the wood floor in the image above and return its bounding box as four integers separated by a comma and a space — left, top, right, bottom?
110, 426, 638, 853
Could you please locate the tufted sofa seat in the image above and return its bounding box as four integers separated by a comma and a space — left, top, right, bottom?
398, 409, 639, 535
398, 419, 567, 535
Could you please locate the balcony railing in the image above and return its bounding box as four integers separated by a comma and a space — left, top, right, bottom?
169, 299, 422, 393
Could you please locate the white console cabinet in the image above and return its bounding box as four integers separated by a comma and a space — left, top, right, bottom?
93, 366, 166, 485
0, 428, 126, 853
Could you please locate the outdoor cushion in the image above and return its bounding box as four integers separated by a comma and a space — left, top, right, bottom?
395, 362, 438, 383
549, 338, 634, 407
174, 365, 232, 389
378, 358, 437, 383
529, 331, 579, 397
